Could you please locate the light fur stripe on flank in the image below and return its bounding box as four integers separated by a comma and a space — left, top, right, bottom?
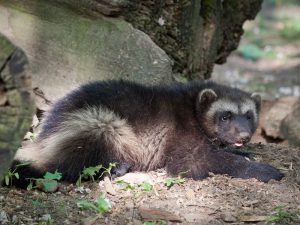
15, 106, 145, 168
58, 106, 144, 163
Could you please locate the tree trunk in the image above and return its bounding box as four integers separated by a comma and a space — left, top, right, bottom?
0, 34, 35, 183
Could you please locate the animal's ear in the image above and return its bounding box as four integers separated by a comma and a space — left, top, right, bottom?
251, 93, 261, 110
198, 89, 218, 104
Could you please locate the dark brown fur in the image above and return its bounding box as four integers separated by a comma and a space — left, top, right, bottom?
11, 80, 283, 187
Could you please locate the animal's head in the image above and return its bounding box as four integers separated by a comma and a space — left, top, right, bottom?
196, 85, 261, 148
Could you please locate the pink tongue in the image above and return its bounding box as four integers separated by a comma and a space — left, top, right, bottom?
234, 143, 243, 147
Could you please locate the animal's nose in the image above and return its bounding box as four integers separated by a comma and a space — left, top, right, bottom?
239, 132, 250, 143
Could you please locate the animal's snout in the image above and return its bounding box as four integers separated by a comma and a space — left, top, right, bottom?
238, 132, 251, 143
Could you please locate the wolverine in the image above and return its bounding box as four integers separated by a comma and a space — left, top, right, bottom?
12, 80, 283, 186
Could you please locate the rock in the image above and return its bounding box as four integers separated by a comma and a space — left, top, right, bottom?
281, 99, 300, 146
36, 180, 59, 193
262, 97, 299, 139
74, 186, 91, 194
220, 212, 237, 222
0, 33, 35, 184
0, 2, 173, 109
103, 176, 116, 195
116, 172, 154, 185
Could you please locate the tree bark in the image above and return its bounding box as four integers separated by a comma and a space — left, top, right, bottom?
122, 0, 263, 79
0, 34, 35, 183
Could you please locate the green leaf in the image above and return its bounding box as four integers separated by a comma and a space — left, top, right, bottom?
27, 181, 33, 191
116, 180, 135, 190
164, 178, 174, 188
141, 182, 153, 192
76, 174, 82, 187
14, 172, 19, 179
82, 167, 97, 176
82, 165, 102, 179
43, 171, 62, 180
175, 178, 185, 185
77, 201, 99, 212
77, 195, 110, 214
106, 163, 116, 173
5, 175, 9, 186
95, 196, 110, 213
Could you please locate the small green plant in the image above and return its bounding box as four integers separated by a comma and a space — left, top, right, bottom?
265, 205, 297, 224
164, 177, 185, 189
77, 195, 110, 214
27, 170, 62, 192
3, 162, 32, 186
140, 181, 153, 192
76, 163, 116, 186
116, 180, 135, 191
100, 162, 116, 178
164, 171, 188, 189
135, 181, 154, 198
76, 165, 103, 186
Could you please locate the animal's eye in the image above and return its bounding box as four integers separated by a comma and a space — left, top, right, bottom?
221, 111, 232, 121
222, 116, 228, 121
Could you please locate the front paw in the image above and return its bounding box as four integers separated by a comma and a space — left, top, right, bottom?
240, 162, 284, 182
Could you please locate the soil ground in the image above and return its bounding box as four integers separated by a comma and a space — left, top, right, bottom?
0, 144, 299, 225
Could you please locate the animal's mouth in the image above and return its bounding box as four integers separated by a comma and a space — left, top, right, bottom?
233, 142, 244, 147
219, 141, 245, 148
225, 141, 245, 148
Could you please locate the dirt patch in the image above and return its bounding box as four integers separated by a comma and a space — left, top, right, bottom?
1, 143, 299, 225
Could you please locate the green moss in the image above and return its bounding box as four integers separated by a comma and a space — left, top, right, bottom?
0, 34, 15, 67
